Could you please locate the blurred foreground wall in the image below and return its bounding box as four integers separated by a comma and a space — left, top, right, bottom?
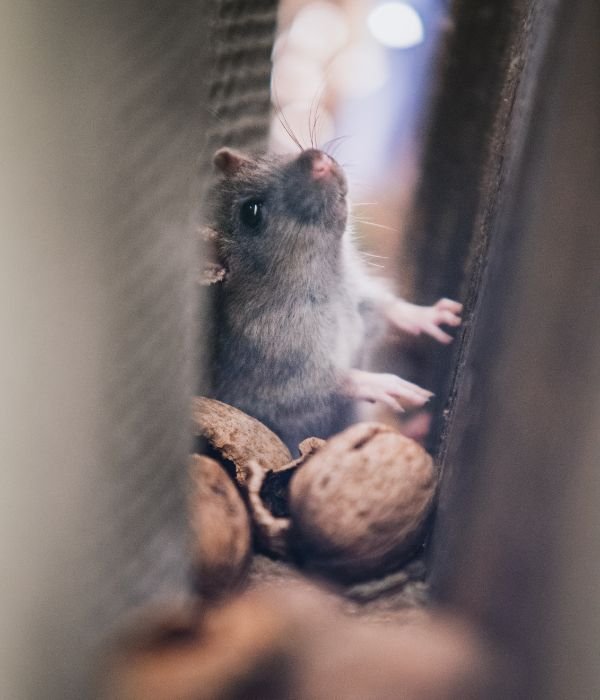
0, 3, 212, 697
0, 0, 278, 696
415, 0, 600, 696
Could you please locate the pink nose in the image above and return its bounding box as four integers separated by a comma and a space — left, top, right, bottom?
310, 152, 333, 179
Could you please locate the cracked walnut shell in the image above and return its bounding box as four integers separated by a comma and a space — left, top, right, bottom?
192, 397, 292, 482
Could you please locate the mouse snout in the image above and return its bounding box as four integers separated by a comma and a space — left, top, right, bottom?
308, 150, 333, 179
296, 148, 347, 193
283, 148, 348, 230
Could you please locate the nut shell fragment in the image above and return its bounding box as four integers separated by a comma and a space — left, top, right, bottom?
192, 397, 292, 481
246, 460, 291, 558
189, 455, 251, 599
260, 436, 326, 518
289, 422, 436, 582
242, 438, 327, 558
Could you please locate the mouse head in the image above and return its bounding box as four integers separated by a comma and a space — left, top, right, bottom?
209, 147, 348, 277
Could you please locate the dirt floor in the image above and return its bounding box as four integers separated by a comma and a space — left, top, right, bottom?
248, 553, 430, 626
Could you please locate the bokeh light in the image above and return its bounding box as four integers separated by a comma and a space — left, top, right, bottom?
271, 52, 325, 105
367, 2, 425, 49
287, 1, 350, 64
330, 43, 390, 99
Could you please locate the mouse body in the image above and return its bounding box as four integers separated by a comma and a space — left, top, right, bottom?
206, 147, 461, 452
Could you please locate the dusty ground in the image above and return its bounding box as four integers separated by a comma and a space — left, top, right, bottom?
247, 553, 429, 625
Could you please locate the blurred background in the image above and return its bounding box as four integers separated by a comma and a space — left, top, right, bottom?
271, 0, 445, 276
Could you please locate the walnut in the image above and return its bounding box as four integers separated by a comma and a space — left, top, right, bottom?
193, 395, 436, 583
192, 397, 292, 483
188, 455, 251, 600
288, 422, 436, 582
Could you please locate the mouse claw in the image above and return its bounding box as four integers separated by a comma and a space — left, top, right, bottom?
383, 297, 463, 344
341, 369, 433, 412
198, 226, 228, 285
198, 261, 227, 286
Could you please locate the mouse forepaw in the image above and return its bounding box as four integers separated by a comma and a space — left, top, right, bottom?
383, 297, 463, 344
341, 369, 433, 413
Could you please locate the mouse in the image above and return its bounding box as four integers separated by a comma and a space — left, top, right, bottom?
204, 146, 462, 453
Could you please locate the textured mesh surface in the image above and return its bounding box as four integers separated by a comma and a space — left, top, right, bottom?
204, 0, 278, 154
93, 1, 210, 614
197, 0, 279, 392
92, 0, 278, 620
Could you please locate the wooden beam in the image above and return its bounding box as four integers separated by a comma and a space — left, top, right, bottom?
428, 0, 600, 695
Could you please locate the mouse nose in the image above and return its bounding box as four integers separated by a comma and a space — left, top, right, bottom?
295, 149, 347, 196
299, 149, 334, 180
310, 151, 333, 179
285, 148, 348, 224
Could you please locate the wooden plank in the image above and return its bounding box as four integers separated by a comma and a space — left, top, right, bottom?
427, 0, 600, 695
402, 0, 561, 454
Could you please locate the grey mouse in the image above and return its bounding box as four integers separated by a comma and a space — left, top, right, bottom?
205, 147, 462, 453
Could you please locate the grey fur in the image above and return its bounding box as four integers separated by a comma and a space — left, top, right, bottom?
208, 148, 385, 452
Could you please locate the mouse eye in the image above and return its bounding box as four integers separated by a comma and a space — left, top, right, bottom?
240, 199, 263, 230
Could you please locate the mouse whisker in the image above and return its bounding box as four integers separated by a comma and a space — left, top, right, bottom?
311, 109, 320, 150
351, 217, 400, 235
307, 82, 328, 150
204, 105, 227, 126
321, 134, 351, 157
277, 110, 305, 152
362, 252, 389, 260
271, 85, 305, 152
308, 93, 317, 149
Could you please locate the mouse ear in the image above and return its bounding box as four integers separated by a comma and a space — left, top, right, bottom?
213, 147, 250, 176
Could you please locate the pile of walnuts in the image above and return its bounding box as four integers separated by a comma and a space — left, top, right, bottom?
106, 400, 499, 699
190, 397, 437, 598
